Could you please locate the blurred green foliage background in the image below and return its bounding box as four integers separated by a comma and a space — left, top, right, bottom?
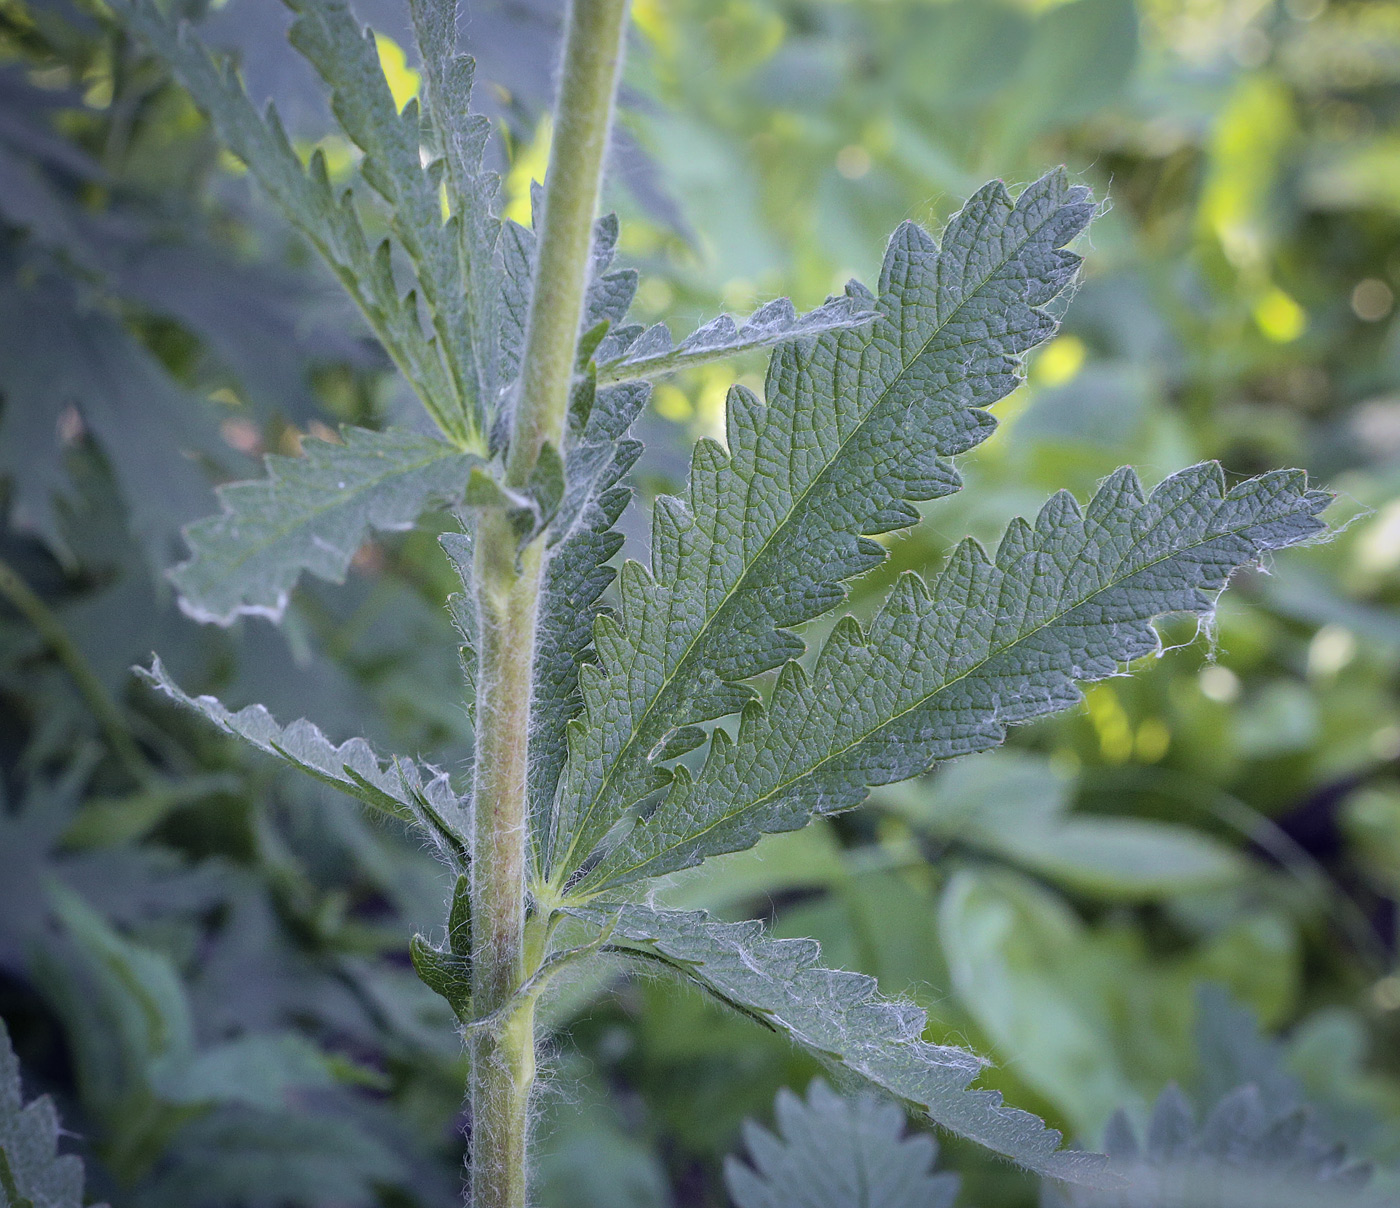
3, 0, 1400, 1204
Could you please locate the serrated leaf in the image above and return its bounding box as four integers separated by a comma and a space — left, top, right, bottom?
139, 656, 468, 860
548, 171, 1095, 883
447, 205, 649, 853
570, 902, 1107, 1185
406, 0, 502, 415
585, 464, 1327, 893
111, 0, 469, 438
595, 294, 874, 386
169, 425, 478, 625
441, 380, 648, 863
725, 1079, 960, 1208
285, 0, 480, 434
527, 381, 648, 844
0, 1018, 102, 1208
492, 210, 641, 453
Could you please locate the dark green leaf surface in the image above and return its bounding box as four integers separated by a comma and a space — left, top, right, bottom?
548, 171, 1094, 883
586, 464, 1328, 892
0, 262, 221, 571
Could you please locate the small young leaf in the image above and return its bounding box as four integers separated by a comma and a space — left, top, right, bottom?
584, 464, 1327, 892
570, 902, 1108, 1185
410, 935, 472, 1020
410, 872, 472, 1019
169, 426, 479, 626
726, 1079, 959, 1208
595, 294, 875, 386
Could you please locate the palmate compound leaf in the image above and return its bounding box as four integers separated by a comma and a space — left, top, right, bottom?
138, 656, 469, 866
1042, 1083, 1378, 1208
168, 426, 479, 626
581, 464, 1330, 894
0, 1019, 103, 1208
725, 1079, 960, 1208
545, 170, 1095, 884
111, 0, 472, 439
567, 901, 1106, 1185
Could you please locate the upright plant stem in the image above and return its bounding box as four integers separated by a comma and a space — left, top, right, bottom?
468, 3, 629, 1206
503, 0, 630, 489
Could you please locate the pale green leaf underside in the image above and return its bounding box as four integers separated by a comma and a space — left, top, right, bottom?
594, 295, 875, 386
169, 426, 478, 625
547, 171, 1094, 884
571, 902, 1107, 1185
584, 463, 1328, 893
139, 657, 468, 859
725, 1079, 959, 1208
0, 1020, 97, 1208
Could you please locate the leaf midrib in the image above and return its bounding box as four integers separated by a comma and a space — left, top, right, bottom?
550, 188, 1072, 881
588, 493, 1313, 889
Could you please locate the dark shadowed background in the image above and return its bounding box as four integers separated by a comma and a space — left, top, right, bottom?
2, 1, 1400, 1205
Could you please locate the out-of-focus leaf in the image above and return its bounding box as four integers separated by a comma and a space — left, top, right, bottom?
725, 1079, 959, 1208
150, 1034, 339, 1111
1046, 1082, 1376, 1208
0, 260, 222, 570
882, 751, 1247, 899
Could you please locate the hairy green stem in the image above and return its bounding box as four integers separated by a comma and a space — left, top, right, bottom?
504, 0, 630, 487
469, 2, 628, 1205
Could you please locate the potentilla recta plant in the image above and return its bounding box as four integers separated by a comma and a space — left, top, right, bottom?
111, 0, 1329, 1204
